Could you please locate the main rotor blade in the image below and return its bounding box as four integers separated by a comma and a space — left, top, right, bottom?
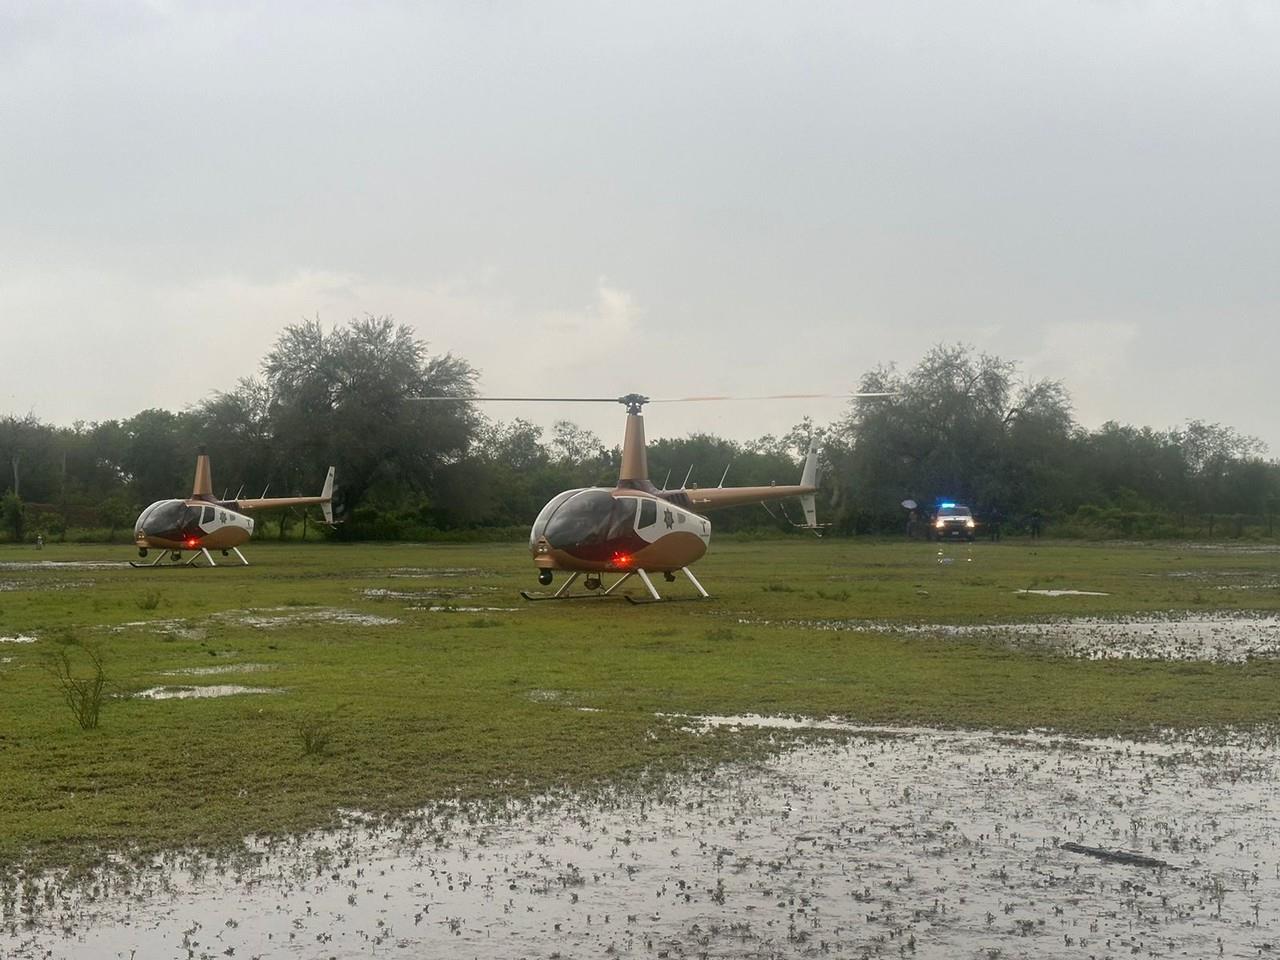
648, 392, 897, 403
409, 391, 897, 407
409, 396, 624, 403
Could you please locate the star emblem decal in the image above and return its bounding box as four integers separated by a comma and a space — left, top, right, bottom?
663, 508, 675, 529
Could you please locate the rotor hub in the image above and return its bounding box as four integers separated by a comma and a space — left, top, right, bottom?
618, 393, 649, 414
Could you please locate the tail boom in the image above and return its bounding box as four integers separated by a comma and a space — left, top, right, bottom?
229, 466, 336, 523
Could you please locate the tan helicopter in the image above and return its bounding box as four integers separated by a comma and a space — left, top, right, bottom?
131, 449, 335, 567
417, 392, 890, 601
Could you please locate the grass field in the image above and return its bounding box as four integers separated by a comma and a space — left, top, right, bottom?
1, 536, 1278, 873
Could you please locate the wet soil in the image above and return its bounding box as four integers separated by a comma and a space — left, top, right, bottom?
750, 612, 1280, 662
5, 721, 1278, 959
112, 607, 400, 638
0, 578, 94, 592
156, 664, 273, 677
132, 685, 284, 700
0, 561, 126, 571
1015, 589, 1110, 597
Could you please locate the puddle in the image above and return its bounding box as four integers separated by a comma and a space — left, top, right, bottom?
1016, 589, 1110, 596
112, 619, 208, 641
386, 567, 487, 579
1184, 543, 1280, 554
112, 608, 400, 635
0, 579, 94, 592
0, 560, 126, 570
132, 685, 284, 700
418, 605, 519, 613
748, 612, 1280, 662
219, 607, 400, 629
7, 721, 1280, 959
363, 587, 495, 601
987, 613, 1280, 662
1150, 570, 1280, 592
0, 635, 36, 644
157, 663, 273, 677
526, 689, 567, 703
0, 656, 13, 664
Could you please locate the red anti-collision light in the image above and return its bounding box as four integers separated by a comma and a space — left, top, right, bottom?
185, 537, 199, 548
611, 552, 632, 567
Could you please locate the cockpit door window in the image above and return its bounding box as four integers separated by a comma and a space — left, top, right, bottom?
639, 499, 657, 528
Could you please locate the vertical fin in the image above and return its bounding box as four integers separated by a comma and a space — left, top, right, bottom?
320, 466, 335, 524
800, 438, 819, 489
800, 439, 820, 534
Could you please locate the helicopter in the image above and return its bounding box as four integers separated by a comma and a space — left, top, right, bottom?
131, 449, 335, 568
415, 392, 891, 601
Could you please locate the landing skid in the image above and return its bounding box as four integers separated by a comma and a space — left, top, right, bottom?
521, 567, 710, 603
130, 547, 250, 569
129, 552, 170, 568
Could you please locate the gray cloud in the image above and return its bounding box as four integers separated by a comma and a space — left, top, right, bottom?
2, 1, 1276, 450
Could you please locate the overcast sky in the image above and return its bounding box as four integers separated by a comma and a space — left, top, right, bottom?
2, 1, 1277, 452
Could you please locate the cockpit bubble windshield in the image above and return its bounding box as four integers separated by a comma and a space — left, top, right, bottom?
530, 489, 586, 548
541, 491, 640, 547
137, 500, 203, 539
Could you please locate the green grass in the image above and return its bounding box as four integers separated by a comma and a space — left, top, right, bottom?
0, 537, 1277, 872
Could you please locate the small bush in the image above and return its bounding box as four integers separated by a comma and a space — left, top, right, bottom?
136, 589, 163, 611
296, 715, 335, 757
45, 643, 109, 730
812, 588, 852, 602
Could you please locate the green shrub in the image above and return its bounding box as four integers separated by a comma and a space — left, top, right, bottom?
44, 643, 109, 731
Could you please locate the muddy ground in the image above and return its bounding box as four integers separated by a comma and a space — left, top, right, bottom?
5, 719, 1278, 959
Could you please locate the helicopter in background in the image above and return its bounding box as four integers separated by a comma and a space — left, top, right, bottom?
131, 449, 335, 568
415, 392, 891, 601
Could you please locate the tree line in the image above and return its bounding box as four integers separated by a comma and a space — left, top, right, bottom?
2, 319, 1277, 543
